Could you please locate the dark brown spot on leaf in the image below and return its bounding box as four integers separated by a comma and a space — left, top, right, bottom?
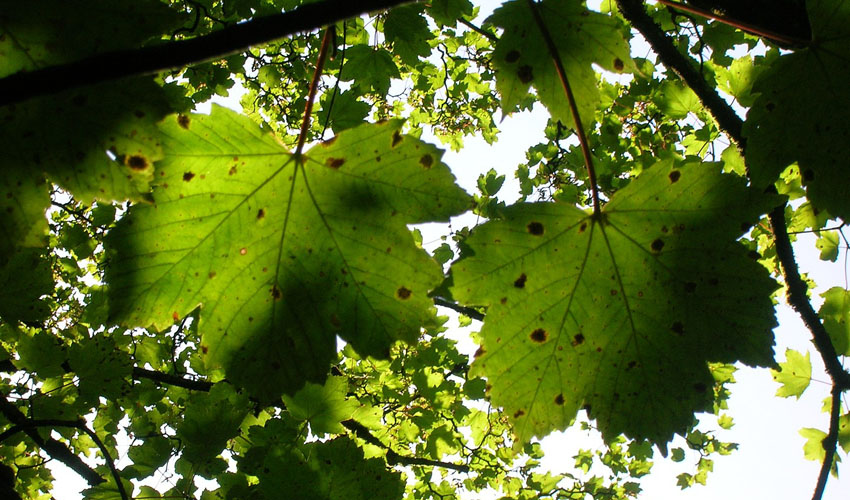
505, 49, 520, 63
572, 333, 584, 346
419, 154, 433, 168
177, 115, 190, 129
257, 209, 265, 219
201, 345, 208, 354
392, 131, 403, 147
610, 289, 618, 296
517, 65, 533, 83
671, 321, 684, 335
579, 222, 587, 232
651, 238, 664, 252
500, 297, 507, 304
183, 172, 195, 182
126, 155, 148, 170
527, 221, 544, 235
554, 393, 564, 405
208, 272, 216, 278
397, 287, 411, 299
271, 286, 281, 300
229, 165, 237, 175
669, 170, 681, 183
514, 273, 527, 288
613, 58, 624, 71
326, 157, 345, 169
474, 346, 486, 358
513, 409, 525, 418
530, 328, 548, 343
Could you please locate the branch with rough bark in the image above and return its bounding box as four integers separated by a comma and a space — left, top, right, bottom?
0, 0, 414, 106
0, 396, 105, 487
615, 2, 850, 499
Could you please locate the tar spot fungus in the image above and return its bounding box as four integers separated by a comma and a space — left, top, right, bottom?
271, 286, 281, 300
183, 172, 195, 182
517, 65, 533, 83
505, 49, 521, 63
257, 209, 265, 219
397, 286, 412, 299
474, 346, 486, 358
500, 297, 508, 304
651, 238, 664, 252
240, 247, 247, 255
326, 157, 345, 169
530, 328, 548, 343
554, 393, 565, 405
392, 130, 403, 147
572, 333, 585, 346
419, 154, 433, 168
229, 165, 237, 175
177, 114, 190, 129
125, 155, 148, 170
201, 345, 208, 354
208, 271, 216, 278
671, 321, 684, 335
527, 221, 544, 235
513, 409, 525, 418
514, 273, 527, 288
668, 170, 681, 183
579, 222, 587, 233
613, 58, 624, 71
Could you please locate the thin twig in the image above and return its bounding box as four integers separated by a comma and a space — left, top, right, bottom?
654, 0, 808, 47
132, 367, 213, 392
525, 0, 600, 214
0, 0, 414, 106
433, 297, 485, 321
459, 19, 499, 43
812, 387, 842, 500
341, 419, 470, 472
296, 29, 333, 156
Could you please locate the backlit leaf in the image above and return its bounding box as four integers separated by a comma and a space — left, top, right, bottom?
770, 349, 811, 399
819, 287, 850, 356
489, 0, 633, 129
451, 160, 778, 445
106, 107, 470, 399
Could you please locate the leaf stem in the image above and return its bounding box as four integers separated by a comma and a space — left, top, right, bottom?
525, 0, 600, 214
654, 0, 809, 48
296, 28, 333, 156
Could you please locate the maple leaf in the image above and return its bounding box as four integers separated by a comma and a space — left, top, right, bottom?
106, 106, 470, 400
450, 161, 779, 445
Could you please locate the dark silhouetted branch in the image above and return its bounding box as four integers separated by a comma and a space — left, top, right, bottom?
0, 0, 414, 106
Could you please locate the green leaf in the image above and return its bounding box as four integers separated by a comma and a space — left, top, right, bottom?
488, 0, 633, 129
106, 107, 470, 399
341, 46, 400, 95
282, 376, 367, 435
839, 413, 850, 453
0, 249, 52, 323
744, 0, 850, 219
0, 168, 49, 262
67, 334, 132, 403
177, 383, 249, 463
800, 427, 828, 462
450, 160, 778, 445
426, 0, 474, 27
815, 231, 840, 262
770, 349, 811, 399
654, 80, 701, 120
318, 90, 370, 133
819, 287, 850, 356
384, 5, 434, 66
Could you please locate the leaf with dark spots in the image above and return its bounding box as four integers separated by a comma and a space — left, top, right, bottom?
668, 170, 681, 183
183, 172, 195, 182
419, 154, 433, 168
178, 114, 191, 129
451, 160, 778, 445
488, 0, 634, 130
514, 273, 527, 288
126, 155, 149, 171
326, 157, 345, 169
554, 393, 564, 405
106, 107, 471, 400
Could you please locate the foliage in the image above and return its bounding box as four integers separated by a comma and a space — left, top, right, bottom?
0, 0, 848, 499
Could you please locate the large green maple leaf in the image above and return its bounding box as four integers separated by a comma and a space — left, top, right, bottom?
450, 161, 778, 445
488, 0, 633, 129
106, 107, 470, 400
744, 0, 850, 219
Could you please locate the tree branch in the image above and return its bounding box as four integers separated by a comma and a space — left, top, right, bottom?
812, 387, 843, 500
433, 297, 485, 321
0, 0, 414, 107
131, 367, 213, 392
0, 396, 105, 487
341, 419, 470, 473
